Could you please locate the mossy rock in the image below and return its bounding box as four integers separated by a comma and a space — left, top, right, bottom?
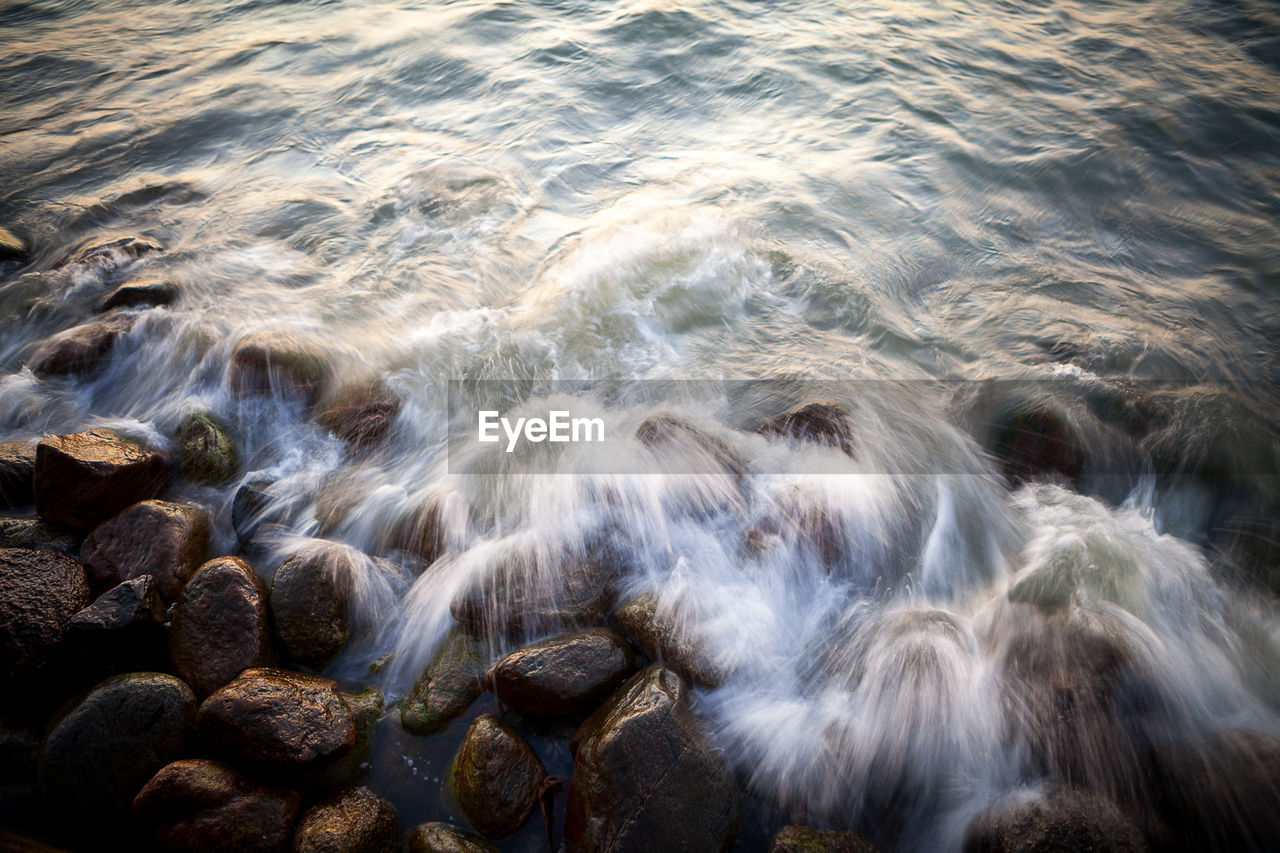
177, 412, 239, 486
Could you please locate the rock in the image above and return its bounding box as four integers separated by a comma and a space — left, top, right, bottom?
612, 593, 724, 688
0, 829, 63, 852
65, 575, 168, 676
490, 628, 635, 718
0, 441, 36, 507
96, 278, 179, 312
0, 516, 78, 555
60, 234, 164, 268
401, 630, 487, 736
133, 759, 301, 853
269, 548, 351, 668
34, 429, 170, 531
232, 475, 287, 548
38, 672, 197, 812
451, 555, 615, 640
0, 226, 27, 261
169, 556, 272, 696
79, 499, 210, 601
760, 400, 856, 457
406, 823, 497, 853
636, 413, 748, 481
452, 714, 547, 839
229, 329, 330, 404
388, 499, 447, 565
990, 404, 1084, 487
635, 413, 750, 516
0, 548, 90, 677
28, 313, 139, 378
310, 688, 384, 792
292, 786, 398, 853
962, 787, 1146, 853
199, 668, 356, 770
770, 825, 879, 853
70, 574, 166, 634
176, 411, 239, 486
565, 665, 741, 853
316, 377, 400, 452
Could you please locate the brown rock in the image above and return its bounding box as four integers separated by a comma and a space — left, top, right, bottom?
451, 555, 615, 640
770, 825, 879, 853
406, 823, 497, 853
387, 498, 447, 565
28, 313, 139, 378
79, 499, 209, 601
990, 404, 1084, 487
963, 787, 1146, 853
0, 226, 26, 262
175, 411, 239, 486
452, 714, 547, 840
316, 377, 400, 452
292, 786, 398, 853
38, 672, 197, 812
612, 593, 724, 688
96, 278, 179, 312
133, 758, 301, 853
0, 516, 79, 555
401, 630, 487, 736
199, 668, 356, 770
70, 574, 166, 634
0, 548, 90, 676
33, 429, 170, 531
60, 234, 163, 268
169, 556, 273, 696
0, 441, 36, 507
760, 400, 856, 457
490, 628, 635, 718
270, 548, 351, 668
565, 665, 741, 853
229, 329, 330, 404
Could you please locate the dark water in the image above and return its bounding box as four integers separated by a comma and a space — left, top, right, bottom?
2, 1, 1279, 850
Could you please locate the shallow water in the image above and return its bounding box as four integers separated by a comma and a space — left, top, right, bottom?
2, 0, 1280, 850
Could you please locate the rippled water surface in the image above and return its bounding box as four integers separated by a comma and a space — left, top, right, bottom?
2, 0, 1279, 850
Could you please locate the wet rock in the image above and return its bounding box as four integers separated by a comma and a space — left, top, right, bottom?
198, 668, 356, 770
0, 829, 63, 852
490, 628, 635, 718
232, 475, 287, 549
401, 630, 487, 736
169, 556, 272, 696
28, 313, 139, 378
452, 714, 547, 840
229, 329, 330, 404
70, 574, 166, 634
962, 787, 1146, 853
406, 823, 497, 853
760, 400, 856, 457
566, 665, 741, 853
97, 277, 179, 312
34, 428, 171, 531
0, 516, 79, 555
176, 411, 239, 486
292, 786, 398, 853
990, 404, 1084, 487
770, 825, 879, 853
64, 575, 168, 677
612, 593, 724, 688
269, 548, 351, 668
451, 555, 615, 640
388, 498, 447, 565
38, 672, 197, 812
133, 759, 301, 853
316, 377, 400, 452
1150, 728, 1280, 852
635, 413, 750, 516
0, 548, 91, 677
311, 687, 384, 792
0, 226, 27, 261
0, 441, 36, 507
60, 234, 164, 268
79, 499, 210, 601
636, 412, 748, 479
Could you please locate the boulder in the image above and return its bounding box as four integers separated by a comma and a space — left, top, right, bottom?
0, 226, 26, 262
990, 404, 1084, 487
0, 441, 36, 507
565, 665, 741, 853
133, 758, 300, 853
169, 556, 272, 696
69, 574, 166, 634
490, 628, 635, 718
308, 687, 384, 793
636, 413, 749, 481
60, 235, 163, 268
64, 574, 168, 675
28, 313, 139, 378
97, 278, 179, 312
451, 556, 615, 640
452, 714, 547, 839
635, 413, 750, 515
760, 400, 856, 457
770, 825, 879, 853
612, 593, 724, 688
34, 429, 170, 531
229, 329, 330, 404
316, 377, 400, 452
401, 630, 487, 736
406, 823, 497, 853
38, 672, 197, 812
231, 475, 287, 550
198, 668, 356, 770
269, 548, 351, 668
79, 499, 209, 601
387, 498, 447, 565
0, 548, 90, 677
292, 786, 398, 853
0, 516, 78, 555
176, 411, 239, 486
962, 787, 1146, 853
